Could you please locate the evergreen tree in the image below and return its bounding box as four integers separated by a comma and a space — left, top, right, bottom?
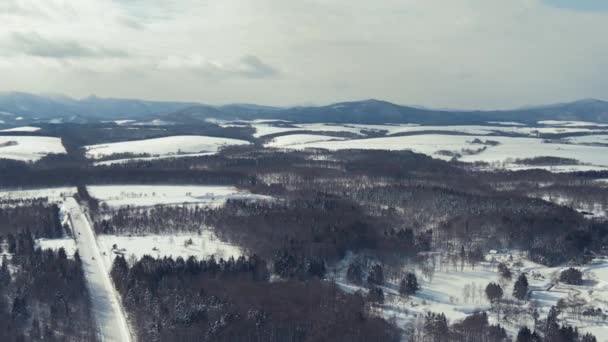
399, 272, 419, 296
367, 264, 384, 286
485, 282, 503, 303
513, 273, 529, 300
346, 262, 363, 285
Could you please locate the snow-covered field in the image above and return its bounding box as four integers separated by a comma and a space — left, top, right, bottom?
84, 135, 250, 160
36, 237, 78, 256
0, 126, 41, 132
97, 232, 243, 272
253, 122, 608, 139
0, 136, 66, 161
266, 134, 348, 148
0, 187, 76, 202
270, 134, 608, 171
539, 120, 608, 128
566, 135, 608, 145
335, 252, 608, 339
88, 185, 271, 208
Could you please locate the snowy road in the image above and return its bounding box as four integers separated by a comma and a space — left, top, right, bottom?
65, 198, 133, 342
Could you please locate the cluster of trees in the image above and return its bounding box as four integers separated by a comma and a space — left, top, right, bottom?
112, 255, 401, 342
515, 306, 597, 342
0, 200, 64, 238
405, 312, 507, 342
0, 244, 96, 341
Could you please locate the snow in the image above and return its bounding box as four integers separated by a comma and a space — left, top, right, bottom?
64, 197, 133, 342
487, 121, 526, 126
0, 136, 66, 161
36, 237, 78, 256
266, 134, 348, 148
93, 152, 216, 166
113, 120, 135, 125
281, 134, 608, 170
97, 232, 243, 272
84, 135, 250, 160
0, 187, 76, 202
566, 134, 608, 145
253, 122, 606, 139
88, 185, 271, 208
0, 126, 41, 132
539, 120, 608, 127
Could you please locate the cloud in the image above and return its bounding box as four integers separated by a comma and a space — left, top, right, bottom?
0, 0, 607, 107
158, 54, 280, 79
10, 32, 128, 59
543, 0, 608, 12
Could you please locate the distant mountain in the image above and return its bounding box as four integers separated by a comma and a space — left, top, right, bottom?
0, 92, 198, 125
1, 92, 608, 126
160, 98, 608, 125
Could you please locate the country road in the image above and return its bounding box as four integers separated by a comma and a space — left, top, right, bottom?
65, 197, 133, 342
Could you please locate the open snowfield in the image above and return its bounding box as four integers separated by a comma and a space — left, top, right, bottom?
0, 136, 66, 161
0, 126, 40, 132
97, 232, 243, 272
36, 237, 78, 256
88, 185, 271, 208
566, 134, 608, 145
266, 134, 348, 148
539, 120, 608, 128
253, 122, 608, 139
84, 135, 250, 160
275, 134, 608, 170
0, 186, 76, 202
93, 152, 216, 166
335, 252, 608, 339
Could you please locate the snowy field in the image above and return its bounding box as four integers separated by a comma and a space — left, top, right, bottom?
0, 126, 41, 132
36, 237, 78, 256
539, 120, 608, 128
97, 232, 243, 272
93, 152, 216, 166
266, 134, 348, 148
88, 185, 271, 208
0, 136, 66, 161
334, 252, 608, 339
0, 187, 76, 202
269, 134, 608, 171
84, 135, 250, 160
252, 122, 608, 139
566, 135, 608, 145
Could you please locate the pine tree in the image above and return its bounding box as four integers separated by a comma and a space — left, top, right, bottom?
513, 273, 529, 300
399, 272, 419, 296
367, 264, 384, 286
485, 282, 503, 303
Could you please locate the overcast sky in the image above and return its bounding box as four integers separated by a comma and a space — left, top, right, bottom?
1, 0, 607, 108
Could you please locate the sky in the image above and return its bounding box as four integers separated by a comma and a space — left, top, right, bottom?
0, 0, 607, 109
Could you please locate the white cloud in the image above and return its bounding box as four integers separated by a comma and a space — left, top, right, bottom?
0, 0, 606, 107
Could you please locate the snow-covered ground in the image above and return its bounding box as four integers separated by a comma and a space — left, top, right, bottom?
335, 252, 608, 339
566, 135, 608, 145
273, 134, 608, 171
64, 198, 134, 342
253, 122, 607, 139
97, 232, 243, 272
0, 126, 41, 132
0, 136, 66, 161
88, 185, 271, 208
266, 134, 348, 148
84, 135, 250, 160
539, 120, 608, 128
36, 237, 78, 256
93, 152, 217, 166
0, 187, 76, 202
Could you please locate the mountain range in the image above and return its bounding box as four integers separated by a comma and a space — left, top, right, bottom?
1, 91, 608, 126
